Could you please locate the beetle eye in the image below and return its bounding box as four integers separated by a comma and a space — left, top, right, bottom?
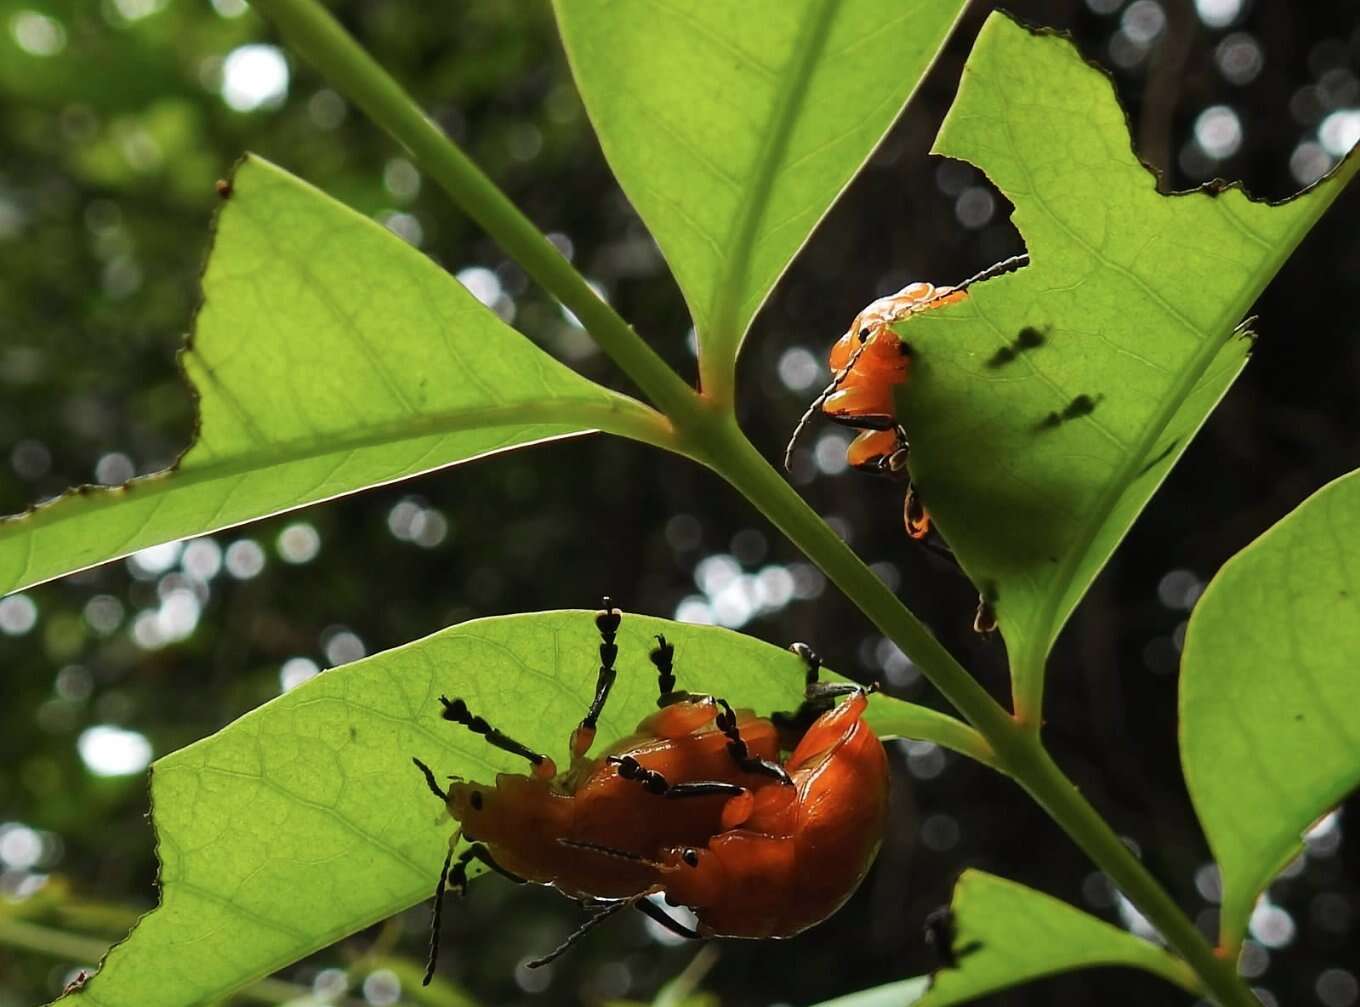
469, 791, 484, 811
682, 848, 699, 867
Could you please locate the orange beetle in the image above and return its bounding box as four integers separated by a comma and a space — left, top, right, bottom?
652, 682, 888, 940
786, 254, 1029, 542
530, 649, 890, 965
820, 280, 966, 541
411, 600, 795, 982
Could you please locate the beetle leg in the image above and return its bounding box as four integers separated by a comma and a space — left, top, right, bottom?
526, 896, 637, 968
715, 698, 792, 785
411, 756, 447, 802
570, 597, 623, 757
607, 755, 749, 800
447, 842, 529, 895
635, 896, 703, 940
437, 695, 554, 778
651, 633, 679, 704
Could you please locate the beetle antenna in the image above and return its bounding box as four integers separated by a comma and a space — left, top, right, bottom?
783, 338, 870, 472
556, 838, 663, 868
526, 897, 635, 968
949, 252, 1029, 294
422, 847, 454, 986
412, 757, 447, 802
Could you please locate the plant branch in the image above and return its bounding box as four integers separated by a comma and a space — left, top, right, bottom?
248, 0, 705, 429
697, 423, 1256, 1007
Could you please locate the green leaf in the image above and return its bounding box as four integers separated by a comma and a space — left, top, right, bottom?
912, 870, 1195, 1005
552, 0, 967, 382
0, 156, 663, 596
1181, 471, 1360, 951
63, 610, 972, 1006
895, 13, 1358, 716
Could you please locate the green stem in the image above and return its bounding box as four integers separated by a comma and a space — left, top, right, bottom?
248, 0, 705, 430
0, 918, 363, 1006
696, 423, 1255, 1007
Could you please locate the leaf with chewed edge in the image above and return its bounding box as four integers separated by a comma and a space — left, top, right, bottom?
1181, 471, 1360, 951
0, 155, 664, 598
57, 610, 976, 1007
912, 870, 1195, 1005
553, 0, 967, 380
893, 13, 1358, 718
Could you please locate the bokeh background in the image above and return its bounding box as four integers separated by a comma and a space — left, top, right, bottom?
2, 1, 1359, 1005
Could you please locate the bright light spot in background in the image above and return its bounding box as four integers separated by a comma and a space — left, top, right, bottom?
55, 666, 94, 702
387, 498, 449, 548
560, 279, 608, 329
0, 823, 43, 870
1238, 939, 1270, 978
874, 638, 919, 687
1194, 105, 1244, 159
1290, 141, 1334, 186
324, 629, 365, 667
78, 725, 152, 777
814, 431, 850, 475
83, 595, 125, 636
1115, 890, 1163, 942
1305, 808, 1344, 857
131, 586, 202, 649
1195, 0, 1241, 28
1216, 33, 1264, 86
1317, 968, 1360, 1007
1194, 863, 1222, 902
280, 657, 320, 692
225, 539, 266, 579
903, 740, 946, 780
1319, 109, 1360, 157
546, 232, 575, 261
955, 186, 995, 229
695, 554, 741, 596
313, 969, 348, 1000
95, 451, 135, 485
379, 211, 423, 248
362, 969, 401, 1006
211, 0, 248, 17
11, 11, 66, 56
128, 541, 182, 578
308, 89, 346, 129
1157, 569, 1203, 610
383, 158, 421, 201
456, 266, 501, 306
220, 44, 289, 113
111, 0, 167, 21
0, 594, 37, 635
777, 347, 820, 391
1121, 0, 1165, 44
181, 538, 223, 581
277, 522, 321, 564
1249, 897, 1297, 949
1084, 0, 1123, 13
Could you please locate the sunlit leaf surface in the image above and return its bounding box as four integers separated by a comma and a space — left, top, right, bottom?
0, 156, 658, 597
895, 14, 1357, 714
912, 870, 1194, 1005
64, 610, 970, 1006
1181, 471, 1360, 949
553, 0, 966, 375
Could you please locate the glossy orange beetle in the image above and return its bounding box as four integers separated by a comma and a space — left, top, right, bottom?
785, 254, 1028, 541
529, 647, 890, 966
411, 599, 797, 982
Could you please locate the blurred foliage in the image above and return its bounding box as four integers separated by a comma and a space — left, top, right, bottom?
1, 2, 1358, 1006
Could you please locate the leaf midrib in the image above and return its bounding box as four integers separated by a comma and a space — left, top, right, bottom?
704, 0, 838, 362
